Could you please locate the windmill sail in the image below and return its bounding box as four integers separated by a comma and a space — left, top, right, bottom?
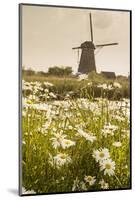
96, 43, 118, 47
89, 13, 94, 42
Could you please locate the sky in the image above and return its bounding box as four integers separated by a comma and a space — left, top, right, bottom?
22, 5, 130, 76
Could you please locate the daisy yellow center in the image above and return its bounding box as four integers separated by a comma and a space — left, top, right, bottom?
99, 152, 105, 158
105, 163, 111, 169
57, 138, 61, 142
87, 176, 93, 181
57, 135, 63, 142
60, 154, 66, 159
65, 141, 71, 145
27, 100, 32, 104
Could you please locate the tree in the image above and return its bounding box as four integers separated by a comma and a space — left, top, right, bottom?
22, 67, 36, 76
48, 66, 73, 76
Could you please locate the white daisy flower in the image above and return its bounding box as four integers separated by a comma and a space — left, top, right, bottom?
44, 88, 49, 93
101, 128, 112, 137
99, 179, 109, 189
84, 175, 96, 186
61, 139, 76, 149
78, 129, 96, 142
101, 123, 118, 137
49, 92, 57, 99
97, 83, 108, 90
43, 81, 53, 87
104, 123, 118, 131
100, 159, 115, 176
113, 82, 122, 88
50, 132, 66, 149
72, 177, 87, 191
80, 181, 87, 191
22, 187, 36, 194
112, 141, 122, 147
54, 153, 71, 167
68, 125, 73, 130
107, 84, 113, 90
93, 148, 110, 162
78, 74, 88, 81
72, 177, 80, 191
112, 115, 125, 122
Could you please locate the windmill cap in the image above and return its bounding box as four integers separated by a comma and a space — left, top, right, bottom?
81, 41, 95, 49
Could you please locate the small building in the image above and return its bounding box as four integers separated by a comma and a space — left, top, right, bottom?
101, 71, 116, 79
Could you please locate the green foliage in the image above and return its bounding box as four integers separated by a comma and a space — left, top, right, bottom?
88, 71, 106, 83
22, 68, 36, 76
48, 66, 73, 76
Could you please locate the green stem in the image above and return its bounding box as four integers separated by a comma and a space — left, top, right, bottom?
114, 174, 122, 187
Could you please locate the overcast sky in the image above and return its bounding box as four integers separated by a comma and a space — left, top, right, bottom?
22, 5, 130, 76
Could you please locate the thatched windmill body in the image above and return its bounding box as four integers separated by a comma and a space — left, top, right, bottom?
72, 13, 118, 74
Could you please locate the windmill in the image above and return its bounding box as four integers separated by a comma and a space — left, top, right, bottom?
72, 13, 118, 74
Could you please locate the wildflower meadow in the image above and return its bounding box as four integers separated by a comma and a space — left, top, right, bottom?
21, 76, 130, 194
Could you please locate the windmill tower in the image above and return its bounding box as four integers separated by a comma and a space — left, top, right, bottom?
72, 13, 118, 74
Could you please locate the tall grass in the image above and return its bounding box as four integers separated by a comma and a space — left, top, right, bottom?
22, 74, 130, 100
21, 79, 130, 194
